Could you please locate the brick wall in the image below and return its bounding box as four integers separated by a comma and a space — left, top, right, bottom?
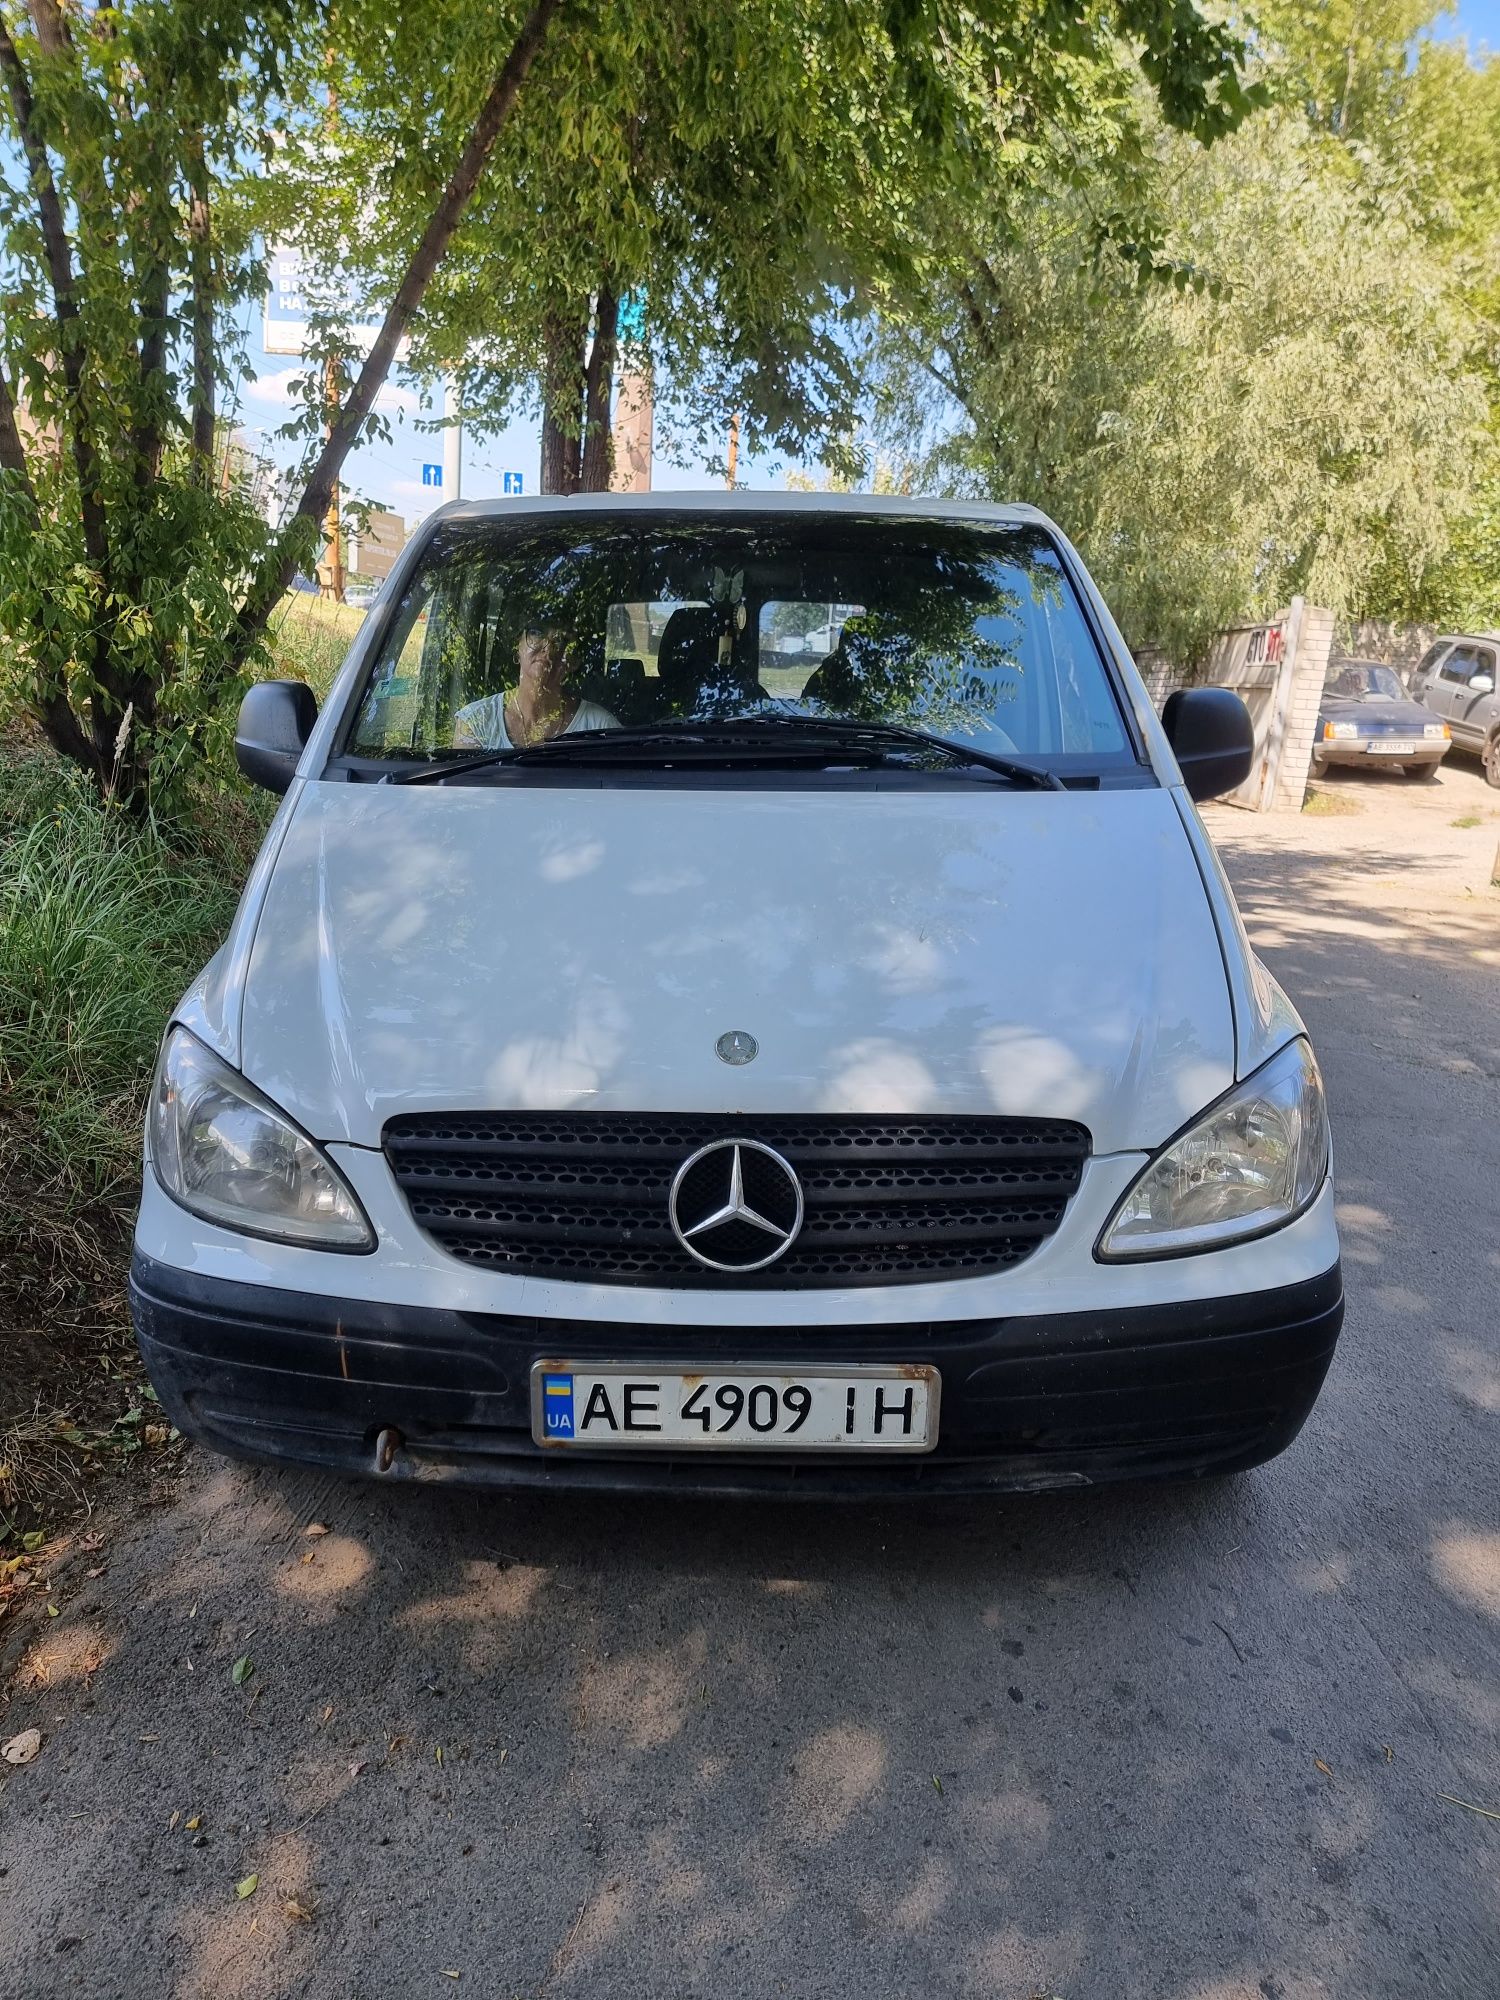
1134, 597, 1334, 811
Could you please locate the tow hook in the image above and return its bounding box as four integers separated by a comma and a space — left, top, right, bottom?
374, 1426, 402, 1475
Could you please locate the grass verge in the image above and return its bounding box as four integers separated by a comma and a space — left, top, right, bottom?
0, 744, 261, 1548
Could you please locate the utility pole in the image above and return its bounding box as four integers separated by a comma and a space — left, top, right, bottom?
442, 372, 463, 504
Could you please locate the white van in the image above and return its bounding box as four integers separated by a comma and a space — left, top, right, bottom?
132, 494, 1342, 1495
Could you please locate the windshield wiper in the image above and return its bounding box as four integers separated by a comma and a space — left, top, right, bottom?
390, 716, 1064, 788
731, 713, 1066, 789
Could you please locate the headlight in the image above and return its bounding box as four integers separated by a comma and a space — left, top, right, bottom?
1323, 722, 1359, 740
1097, 1039, 1329, 1260
150, 1027, 374, 1250
1424, 723, 1449, 739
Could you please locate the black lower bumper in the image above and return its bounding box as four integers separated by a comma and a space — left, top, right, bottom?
130, 1253, 1343, 1497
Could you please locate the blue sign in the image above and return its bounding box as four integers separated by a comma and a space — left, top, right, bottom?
502, 471, 524, 496
421, 463, 442, 488
541, 1373, 575, 1438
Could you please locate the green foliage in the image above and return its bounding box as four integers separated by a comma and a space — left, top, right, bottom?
2, 0, 1268, 803
298, 0, 1265, 481
866, 11, 1500, 662
0, 751, 249, 1236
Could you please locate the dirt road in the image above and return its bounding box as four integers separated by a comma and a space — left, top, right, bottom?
2, 759, 1496, 2000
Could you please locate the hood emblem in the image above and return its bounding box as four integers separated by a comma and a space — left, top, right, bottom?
715, 1029, 758, 1066
669, 1139, 803, 1273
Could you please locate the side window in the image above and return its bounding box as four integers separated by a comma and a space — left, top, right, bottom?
1440, 646, 1478, 684
1413, 642, 1446, 679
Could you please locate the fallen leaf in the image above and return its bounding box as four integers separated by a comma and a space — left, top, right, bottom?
85, 1567, 105, 1580
300, 1553, 316, 1566
436, 1745, 444, 1766
79, 1532, 105, 1553
320, 1704, 334, 1725
348, 1760, 367, 1778
386, 1734, 408, 1756
932, 1774, 943, 1795
304, 1523, 329, 1539
186, 1816, 202, 1831
20, 1531, 44, 1554
235, 1874, 259, 1901
442, 1975, 461, 1983
1383, 1744, 1394, 1763
169, 1810, 181, 1831
1314, 1758, 1334, 1780
46, 1603, 59, 1619
284, 1898, 316, 1924
231, 1655, 254, 1687
2, 1728, 42, 1766
143, 1424, 169, 1448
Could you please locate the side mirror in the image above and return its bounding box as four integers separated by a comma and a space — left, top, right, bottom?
1468, 674, 1495, 695
235, 679, 318, 794
1161, 686, 1255, 803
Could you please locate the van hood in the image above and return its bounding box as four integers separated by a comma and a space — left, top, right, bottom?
238, 782, 1235, 1155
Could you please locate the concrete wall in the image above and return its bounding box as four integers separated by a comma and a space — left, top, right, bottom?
1136, 598, 1335, 811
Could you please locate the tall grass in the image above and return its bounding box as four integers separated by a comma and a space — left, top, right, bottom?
265, 592, 366, 703
0, 752, 250, 1287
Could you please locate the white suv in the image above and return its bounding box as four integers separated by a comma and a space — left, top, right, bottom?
132, 494, 1342, 1496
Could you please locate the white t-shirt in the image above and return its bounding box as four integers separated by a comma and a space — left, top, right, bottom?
451, 695, 619, 750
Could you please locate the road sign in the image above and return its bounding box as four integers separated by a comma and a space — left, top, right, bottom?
502, 471, 524, 496
421, 464, 442, 488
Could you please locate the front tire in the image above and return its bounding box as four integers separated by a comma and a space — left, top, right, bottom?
1401, 762, 1441, 781
1310, 752, 1329, 780
1484, 736, 1500, 789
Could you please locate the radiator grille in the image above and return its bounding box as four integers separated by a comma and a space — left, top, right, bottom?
383, 1111, 1090, 1288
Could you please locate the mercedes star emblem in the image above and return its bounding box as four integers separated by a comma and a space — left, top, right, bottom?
668, 1139, 804, 1273
715, 1029, 758, 1066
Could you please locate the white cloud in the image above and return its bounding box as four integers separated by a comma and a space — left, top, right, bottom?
240, 365, 420, 417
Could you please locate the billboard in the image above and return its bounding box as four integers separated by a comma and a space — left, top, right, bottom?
263, 245, 409, 360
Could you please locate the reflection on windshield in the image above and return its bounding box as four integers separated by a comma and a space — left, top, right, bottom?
1325, 663, 1405, 701
348, 515, 1131, 766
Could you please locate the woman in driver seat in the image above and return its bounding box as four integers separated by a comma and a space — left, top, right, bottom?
453, 626, 619, 748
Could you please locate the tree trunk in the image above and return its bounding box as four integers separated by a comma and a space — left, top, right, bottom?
579, 285, 618, 491
540, 308, 587, 494
186, 128, 215, 484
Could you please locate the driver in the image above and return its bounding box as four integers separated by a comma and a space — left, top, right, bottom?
453, 626, 619, 748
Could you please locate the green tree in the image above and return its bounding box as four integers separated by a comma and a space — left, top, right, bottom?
2, 0, 1262, 805
867, 72, 1492, 659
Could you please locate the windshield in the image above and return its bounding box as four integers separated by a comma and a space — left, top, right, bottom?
344, 514, 1135, 773
1325, 662, 1404, 700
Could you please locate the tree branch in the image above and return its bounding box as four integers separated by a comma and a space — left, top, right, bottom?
0, 13, 109, 574
233, 0, 567, 654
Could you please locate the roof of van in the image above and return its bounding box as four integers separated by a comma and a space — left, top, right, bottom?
420, 490, 1056, 530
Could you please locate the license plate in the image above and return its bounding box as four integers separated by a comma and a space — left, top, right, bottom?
531, 1362, 940, 1454
1368, 740, 1422, 754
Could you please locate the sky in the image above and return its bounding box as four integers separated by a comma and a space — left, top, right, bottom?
230, 0, 1500, 528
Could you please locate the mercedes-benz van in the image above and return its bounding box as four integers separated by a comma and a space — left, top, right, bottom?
131, 494, 1342, 1495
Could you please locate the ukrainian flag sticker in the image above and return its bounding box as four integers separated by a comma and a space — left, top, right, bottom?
541, 1373, 575, 1438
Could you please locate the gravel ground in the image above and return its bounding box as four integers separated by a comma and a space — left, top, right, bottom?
1, 755, 1496, 2000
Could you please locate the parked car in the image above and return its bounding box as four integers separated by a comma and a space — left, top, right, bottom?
1408, 633, 1500, 787
1310, 659, 1451, 780
131, 494, 1342, 1497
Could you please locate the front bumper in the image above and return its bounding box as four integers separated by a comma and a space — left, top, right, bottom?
131, 1252, 1344, 1497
